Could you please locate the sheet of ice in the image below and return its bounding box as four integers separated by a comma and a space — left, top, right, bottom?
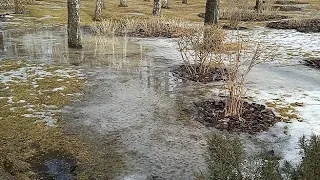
244, 89, 320, 165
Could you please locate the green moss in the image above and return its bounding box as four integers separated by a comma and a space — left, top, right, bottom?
0, 60, 92, 178
266, 100, 301, 122
0, 61, 25, 72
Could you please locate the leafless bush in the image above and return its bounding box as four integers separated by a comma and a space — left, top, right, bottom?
220, 34, 275, 117
0, 0, 14, 9
178, 25, 275, 117
177, 25, 225, 80
222, 42, 261, 117
220, 0, 281, 23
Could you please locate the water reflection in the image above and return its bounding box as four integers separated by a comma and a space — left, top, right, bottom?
0, 26, 180, 93
0, 31, 3, 56
0, 27, 145, 67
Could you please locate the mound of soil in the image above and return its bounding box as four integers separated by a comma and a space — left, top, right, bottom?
131, 26, 194, 38
194, 100, 280, 134
272, 5, 303, 11
222, 24, 249, 30
304, 59, 320, 68
198, 13, 289, 22
172, 65, 226, 83
274, 0, 309, 5
267, 19, 320, 33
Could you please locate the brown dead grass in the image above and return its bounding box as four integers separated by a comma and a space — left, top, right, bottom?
2, 0, 320, 27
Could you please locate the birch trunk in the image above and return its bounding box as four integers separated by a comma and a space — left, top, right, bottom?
255, 0, 263, 13
93, 0, 103, 21
152, 0, 161, 16
68, 0, 82, 49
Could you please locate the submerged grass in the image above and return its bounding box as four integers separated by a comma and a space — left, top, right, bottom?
0, 60, 124, 179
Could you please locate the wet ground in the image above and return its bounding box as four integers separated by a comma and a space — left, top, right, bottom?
1, 26, 320, 179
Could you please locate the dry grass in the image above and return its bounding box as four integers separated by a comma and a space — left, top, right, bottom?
1, 0, 320, 27
91, 17, 197, 37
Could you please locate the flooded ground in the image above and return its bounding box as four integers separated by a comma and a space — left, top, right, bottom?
1, 26, 320, 179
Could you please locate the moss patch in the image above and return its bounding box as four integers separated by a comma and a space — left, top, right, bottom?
266, 100, 302, 122
0, 60, 124, 179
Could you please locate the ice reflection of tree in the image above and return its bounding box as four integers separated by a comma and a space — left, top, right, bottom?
0, 31, 4, 53
82, 34, 148, 69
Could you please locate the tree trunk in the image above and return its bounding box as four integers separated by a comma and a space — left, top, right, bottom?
182, 0, 187, 4
204, 0, 219, 25
152, 0, 161, 16
93, 0, 103, 21
67, 0, 82, 49
255, 0, 263, 13
119, 0, 128, 7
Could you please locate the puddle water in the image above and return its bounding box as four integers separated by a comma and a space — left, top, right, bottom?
42, 158, 76, 180
0, 26, 210, 179
29, 151, 77, 180
2, 25, 320, 178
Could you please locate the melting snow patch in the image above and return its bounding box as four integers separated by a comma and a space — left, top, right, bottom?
246, 89, 320, 165
52, 87, 65, 92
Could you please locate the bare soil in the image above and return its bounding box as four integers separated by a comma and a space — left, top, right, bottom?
194, 100, 281, 134
272, 5, 303, 11
304, 58, 320, 68
267, 19, 320, 32
274, 0, 309, 5
172, 65, 226, 83
198, 13, 289, 22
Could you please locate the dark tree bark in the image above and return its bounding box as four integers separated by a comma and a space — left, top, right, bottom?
119, 0, 128, 7
255, 0, 263, 13
204, 0, 219, 25
152, 0, 161, 16
182, 0, 187, 4
93, 0, 103, 21
68, 0, 82, 49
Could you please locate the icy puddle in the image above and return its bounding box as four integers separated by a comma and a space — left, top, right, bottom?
1, 26, 320, 179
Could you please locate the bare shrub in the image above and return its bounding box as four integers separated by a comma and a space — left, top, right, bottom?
178, 25, 275, 117
220, 0, 282, 22
0, 0, 14, 9
14, 0, 27, 14
177, 25, 225, 80
221, 41, 262, 117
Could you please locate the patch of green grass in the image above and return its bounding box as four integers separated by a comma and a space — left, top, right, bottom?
266, 100, 301, 122
0, 61, 25, 72
0, 60, 92, 178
